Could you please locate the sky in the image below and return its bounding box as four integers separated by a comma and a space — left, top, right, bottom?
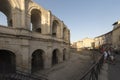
0, 0, 120, 42
33, 0, 120, 42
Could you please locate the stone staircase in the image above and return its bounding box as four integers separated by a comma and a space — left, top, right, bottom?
0, 70, 48, 80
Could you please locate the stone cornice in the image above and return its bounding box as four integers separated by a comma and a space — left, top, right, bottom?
0, 29, 69, 45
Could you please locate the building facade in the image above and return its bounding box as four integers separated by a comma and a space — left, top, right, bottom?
0, 0, 70, 73
94, 31, 112, 49
112, 21, 120, 52
71, 38, 94, 51
94, 21, 120, 52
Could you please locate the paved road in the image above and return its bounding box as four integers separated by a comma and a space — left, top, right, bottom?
108, 54, 120, 80
99, 54, 120, 80
35, 50, 96, 80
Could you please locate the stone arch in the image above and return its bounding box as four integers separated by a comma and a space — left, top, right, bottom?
0, 0, 14, 27
28, 6, 41, 15
29, 8, 42, 33
31, 49, 45, 73
63, 48, 67, 61
28, 6, 43, 32
0, 49, 16, 73
0, 12, 7, 26
52, 49, 60, 66
52, 20, 60, 37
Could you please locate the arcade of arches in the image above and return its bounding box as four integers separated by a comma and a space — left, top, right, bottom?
0, 0, 70, 73
0, 48, 68, 73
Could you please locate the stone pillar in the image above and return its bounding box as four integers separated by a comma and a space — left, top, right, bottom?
16, 53, 23, 72
57, 23, 62, 39
26, 14, 31, 30
44, 46, 52, 69
66, 47, 70, 60
58, 49, 63, 63
61, 22, 64, 39
20, 45, 30, 73
46, 10, 51, 35
12, 8, 26, 29
41, 10, 51, 35
16, 39, 30, 73
48, 11, 51, 34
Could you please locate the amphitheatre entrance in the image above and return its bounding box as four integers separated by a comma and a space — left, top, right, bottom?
0, 50, 16, 73
31, 49, 44, 73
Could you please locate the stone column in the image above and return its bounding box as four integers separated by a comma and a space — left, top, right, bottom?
12, 8, 26, 29
20, 45, 30, 73
16, 39, 30, 73
58, 49, 63, 63
57, 23, 62, 39
26, 14, 31, 30
44, 46, 52, 69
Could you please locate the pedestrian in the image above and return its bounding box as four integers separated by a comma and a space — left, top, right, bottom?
109, 47, 115, 63
103, 49, 108, 63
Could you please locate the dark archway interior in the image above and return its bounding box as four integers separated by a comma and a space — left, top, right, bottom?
32, 50, 44, 73
63, 49, 66, 61
63, 27, 67, 40
52, 20, 59, 37
31, 9, 41, 32
52, 50, 58, 65
0, 50, 16, 73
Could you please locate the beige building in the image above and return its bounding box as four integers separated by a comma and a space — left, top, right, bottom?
112, 21, 120, 51
94, 21, 120, 51
71, 38, 94, 51
94, 31, 112, 49
0, 0, 70, 74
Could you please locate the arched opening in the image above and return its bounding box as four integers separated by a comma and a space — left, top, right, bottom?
0, 0, 13, 27
52, 20, 59, 37
52, 49, 59, 65
0, 50, 16, 73
63, 49, 66, 61
32, 49, 44, 73
31, 9, 41, 33
63, 27, 67, 40
0, 12, 7, 26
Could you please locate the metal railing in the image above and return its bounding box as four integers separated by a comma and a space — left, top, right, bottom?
79, 53, 104, 80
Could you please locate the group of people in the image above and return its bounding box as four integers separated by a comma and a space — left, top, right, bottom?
102, 47, 115, 63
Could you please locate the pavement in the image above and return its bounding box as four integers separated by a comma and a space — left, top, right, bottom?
35, 50, 96, 80
98, 63, 108, 80
98, 54, 120, 80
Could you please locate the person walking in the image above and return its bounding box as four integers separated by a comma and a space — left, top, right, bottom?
103, 49, 108, 63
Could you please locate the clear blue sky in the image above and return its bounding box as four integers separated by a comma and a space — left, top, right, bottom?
0, 0, 120, 42
34, 0, 120, 42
